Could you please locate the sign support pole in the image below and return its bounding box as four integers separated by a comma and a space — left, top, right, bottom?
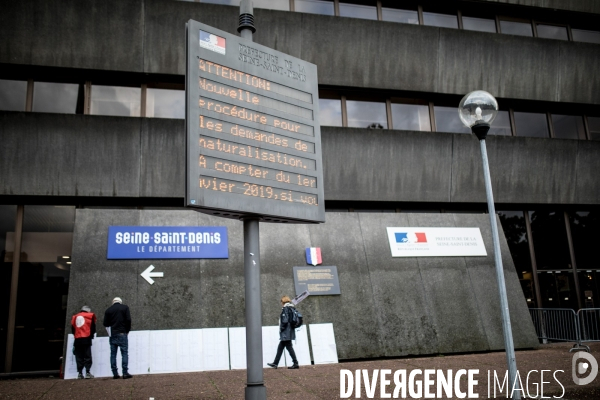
239, 3, 265, 399
243, 217, 266, 399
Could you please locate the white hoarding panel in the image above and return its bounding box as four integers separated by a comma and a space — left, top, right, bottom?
176, 329, 203, 372
262, 326, 282, 367
202, 328, 230, 371
285, 325, 311, 366
228, 327, 247, 370
309, 323, 338, 364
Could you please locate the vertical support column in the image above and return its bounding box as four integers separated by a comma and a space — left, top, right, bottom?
479, 139, 520, 400
524, 211, 543, 308
5, 205, 24, 373
238, 4, 265, 399
243, 218, 266, 400
564, 211, 582, 310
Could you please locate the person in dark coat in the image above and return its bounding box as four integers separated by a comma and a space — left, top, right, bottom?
103, 297, 133, 379
71, 305, 97, 379
267, 295, 299, 369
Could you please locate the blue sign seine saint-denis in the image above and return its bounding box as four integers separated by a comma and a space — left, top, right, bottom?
107, 226, 228, 259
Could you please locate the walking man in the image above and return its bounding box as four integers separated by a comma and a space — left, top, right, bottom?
71, 305, 97, 379
103, 297, 133, 379
267, 295, 299, 369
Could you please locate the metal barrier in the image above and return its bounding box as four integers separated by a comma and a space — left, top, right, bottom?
528, 308, 595, 352
576, 308, 600, 352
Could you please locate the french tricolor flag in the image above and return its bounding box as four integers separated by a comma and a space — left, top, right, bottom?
199, 30, 226, 55
306, 247, 322, 266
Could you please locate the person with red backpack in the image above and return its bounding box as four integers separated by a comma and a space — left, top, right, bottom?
70, 305, 97, 379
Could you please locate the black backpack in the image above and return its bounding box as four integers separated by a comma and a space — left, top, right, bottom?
291, 307, 303, 329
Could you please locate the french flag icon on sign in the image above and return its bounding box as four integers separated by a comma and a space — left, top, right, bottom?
306, 247, 322, 266
199, 30, 226, 55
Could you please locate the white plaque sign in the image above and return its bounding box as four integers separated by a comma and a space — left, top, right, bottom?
386, 227, 487, 257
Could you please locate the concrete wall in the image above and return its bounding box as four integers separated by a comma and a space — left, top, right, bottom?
1, 0, 599, 104
65, 209, 539, 361
2, 112, 598, 205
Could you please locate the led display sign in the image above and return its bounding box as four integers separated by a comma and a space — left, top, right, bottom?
186, 21, 324, 223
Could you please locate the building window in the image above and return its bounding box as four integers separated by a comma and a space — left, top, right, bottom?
346, 100, 387, 128
90, 85, 141, 117
318, 98, 343, 127
339, 1, 377, 20
423, 12, 458, 29
32, 82, 81, 114
434, 106, 470, 134
390, 103, 431, 131
500, 20, 533, 37
295, 0, 335, 15
536, 24, 569, 41
513, 111, 549, 138
462, 16, 497, 33
146, 88, 184, 119
529, 211, 571, 270
202, 0, 290, 10
489, 110, 512, 136
551, 115, 586, 140
588, 117, 600, 140
569, 211, 600, 270
0, 79, 27, 111
381, 7, 419, 24
499, 211, 535, 306
572, 29, 600, 44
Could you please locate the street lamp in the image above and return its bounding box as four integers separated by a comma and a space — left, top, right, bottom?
459, 90, 521, 400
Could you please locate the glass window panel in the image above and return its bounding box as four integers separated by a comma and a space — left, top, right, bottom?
551, 114, 586, 140
423, 12, 458, 29
0, 79, 27, 111
588, 117, 600, 141
339, 3, 377, 20
295, 0, 334, 15
32, 82, 79, 114
536, 24, 568, 41
579, 271, 600, 309
538, 272, 559, 308
572, 29, 600, 44
513, 112, 549, 138
390, 103, 431, 131
529, 210, 571, 270
462, 16, 496, 33
10, 205, 75, 372
146, 88, 184, 119
346, 100, 387, 128
318, 98, 342, 127
489, 111, 511, 136
570, 211, 600, 270
434, 106, 470, 134
500, 20, 533, 37
382, 8, 419, 24
203, 0, 289, 10
90, 85, 141, 117
0, 205, 17, 370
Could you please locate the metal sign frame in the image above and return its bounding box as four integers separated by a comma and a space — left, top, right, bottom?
185, 20, 325, 224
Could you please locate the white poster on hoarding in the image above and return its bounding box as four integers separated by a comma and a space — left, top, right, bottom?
386, 227, 487, 257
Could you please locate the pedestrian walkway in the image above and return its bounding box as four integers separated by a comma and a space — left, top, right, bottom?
1, 343, 599, 399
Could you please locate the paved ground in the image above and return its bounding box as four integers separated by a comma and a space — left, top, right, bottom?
1, 342, 600, 399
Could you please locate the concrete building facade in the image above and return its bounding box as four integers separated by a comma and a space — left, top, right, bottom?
1, 0, 598, 373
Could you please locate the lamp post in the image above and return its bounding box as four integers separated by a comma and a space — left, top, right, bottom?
458, 91, 521, 400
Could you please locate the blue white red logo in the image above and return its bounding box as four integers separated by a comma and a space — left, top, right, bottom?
395, 232, 427, 244
200, 30, 226, 55
306, 247, 322, 266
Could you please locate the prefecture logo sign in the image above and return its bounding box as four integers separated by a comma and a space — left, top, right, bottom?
386, 227, 487, 257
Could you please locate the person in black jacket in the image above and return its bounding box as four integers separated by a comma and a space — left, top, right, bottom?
103, 297, 133, 379
267, 295, 299, 369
